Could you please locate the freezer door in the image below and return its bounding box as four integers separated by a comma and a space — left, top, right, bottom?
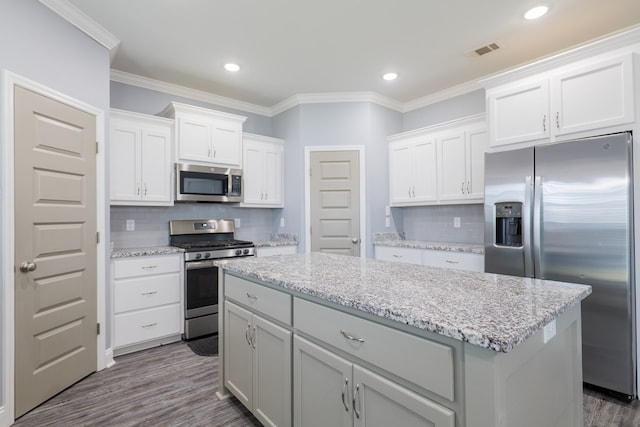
535, 132, 635, 396
484, 147, 534, 276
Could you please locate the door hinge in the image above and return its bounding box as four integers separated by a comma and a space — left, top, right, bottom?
97, 323, 101, 335
96, 232, 100, 244
96, 141, 99, 154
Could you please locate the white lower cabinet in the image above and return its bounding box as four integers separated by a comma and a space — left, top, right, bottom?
375, 246, 484, 272
294, 336, 454, 427
374, 246, 423, 265
224, 300, 292, 427
255, 245, 297, 257
112, 254, 183, 355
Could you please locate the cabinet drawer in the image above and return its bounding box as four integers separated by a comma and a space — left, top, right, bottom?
294, 298, 455, 401
422, 250, 484, 272
113, 254, 181, 279
114, 273, 181, 313
114, 304, 181, 348
225, 274, 292, 325
375, 246, 423, 265
255, 245, 297, 257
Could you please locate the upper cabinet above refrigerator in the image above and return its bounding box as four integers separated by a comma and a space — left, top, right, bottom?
486, 52, 636, 148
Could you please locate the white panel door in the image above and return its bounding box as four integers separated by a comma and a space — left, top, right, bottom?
242, 142, 265, 204
140, 126, 172, 203
437, 132, 466, 201
177, 114, 211, 163
264, 146, 283, 205
110, 122, 140, 201
412, 137, 437, 202
467, 128, 488, 199
389, 142, 413, 204
211, 119, 242, 166
224, 301, 253, 408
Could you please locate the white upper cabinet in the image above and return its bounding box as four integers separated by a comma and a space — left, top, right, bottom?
389, 115, 486, 207
241, 133, 284, 208
389, 136, 437, 205
487, 53, 635, 147
110, 109, 173, 206
161, 102, 247, 167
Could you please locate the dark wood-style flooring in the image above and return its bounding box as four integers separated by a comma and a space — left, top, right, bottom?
12, 339, 640, 426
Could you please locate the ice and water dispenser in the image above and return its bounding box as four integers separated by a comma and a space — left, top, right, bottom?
494, 202, 522, 247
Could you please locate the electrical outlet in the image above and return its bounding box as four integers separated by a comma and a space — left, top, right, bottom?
234, 218, 241, 228
385, 205, 391, 216
385, 217, 391, 228
453, 217, 461, 228
280, 217, 285, 227
126, 219, 135, 231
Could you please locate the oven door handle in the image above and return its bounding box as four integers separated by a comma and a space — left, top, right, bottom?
185, 260, 216, 270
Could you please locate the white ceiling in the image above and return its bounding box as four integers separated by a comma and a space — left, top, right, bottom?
66, 0, 640, 110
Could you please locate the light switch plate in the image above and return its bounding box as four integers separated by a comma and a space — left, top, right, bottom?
126, 219, 135, 231
234, 218, 241, 228
453, 217, 461, 228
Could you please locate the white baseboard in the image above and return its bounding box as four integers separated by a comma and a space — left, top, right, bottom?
104, 347, 116, 369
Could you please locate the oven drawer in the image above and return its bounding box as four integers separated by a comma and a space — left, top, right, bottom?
113, 254, 181, 279
114, 273, 181, 313
294, 297, 455, 401
114, 304, 181, 348
225, 274, 292, 325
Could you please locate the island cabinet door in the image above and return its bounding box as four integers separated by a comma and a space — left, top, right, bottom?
224, 301, 253, 408
294, 336, 352, 427
352, 365, 455, 427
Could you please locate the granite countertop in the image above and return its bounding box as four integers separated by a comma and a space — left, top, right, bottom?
254, 233, 298, 248
216, 253, 591, 353
111, 246, 184, 258
373, 232, 484, 254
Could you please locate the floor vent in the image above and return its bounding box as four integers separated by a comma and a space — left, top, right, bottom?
474, 42, 501, 56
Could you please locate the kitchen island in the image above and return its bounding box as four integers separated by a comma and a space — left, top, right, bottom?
216, 253, 591, 427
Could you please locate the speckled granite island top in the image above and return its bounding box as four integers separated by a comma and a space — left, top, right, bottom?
111, 246, 184, 258
216, 252, 591, 352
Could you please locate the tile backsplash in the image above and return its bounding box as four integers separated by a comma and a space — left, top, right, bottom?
401, 204, 484, 244
110, 204, 276, 249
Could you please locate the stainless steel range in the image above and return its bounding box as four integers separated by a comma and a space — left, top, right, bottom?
169, 219, 254, 340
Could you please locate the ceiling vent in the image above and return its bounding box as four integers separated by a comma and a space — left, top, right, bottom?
474, 42, 501, 56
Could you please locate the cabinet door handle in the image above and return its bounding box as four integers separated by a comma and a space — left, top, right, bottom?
411, 186, 415, 197
141, 322, 157, 328
208, 148, 211, 157
542, 114, 546, 132
352, 383, 361, 419
408, 187, 412, 197
467, 181, 470, 194
251, 326, 256, 349
461, 182, 465, 194
246, 293, 258, 300
555, 111, 560, 129
245, 324, 252, 346
341, 378, 350, 412
144, 184, 148, 196
136, 185, 141, 196
340, 330, 364, 343
141, 291, 158, 296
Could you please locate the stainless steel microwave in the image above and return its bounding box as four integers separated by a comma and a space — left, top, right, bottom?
175, 163, 242, 202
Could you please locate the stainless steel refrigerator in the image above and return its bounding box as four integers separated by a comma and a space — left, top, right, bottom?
484, 132, 636, 398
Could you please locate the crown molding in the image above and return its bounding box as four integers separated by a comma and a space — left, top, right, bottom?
110, 70, 272, 117
480, 23, 640, 89
39, 0, 120, 62
402, 80, 483, 113
271, 92, 405, 116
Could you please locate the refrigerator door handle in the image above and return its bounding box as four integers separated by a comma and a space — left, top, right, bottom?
523, 176, 533, 277
533, 176, 543, 278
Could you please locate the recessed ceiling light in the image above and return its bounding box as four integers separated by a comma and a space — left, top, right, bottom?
382, 72, 398, 81
224, 63, 240, 72
524, 5, 548, 20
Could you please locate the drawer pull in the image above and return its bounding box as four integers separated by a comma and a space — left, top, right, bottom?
141, 291, 158, 296
353, 383, 361, 419
141, 322, 158, 328
392, 254, 402, 258
141, 265, 158, 270
341, 378, 350, 412
246, 293, 258, 300
340, 330, 364, 343
445, 260, 459, 264
245, 324, 252, 346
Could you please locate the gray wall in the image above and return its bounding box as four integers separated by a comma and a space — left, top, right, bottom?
0, 0, 110, 414
273, 102, 402, 257
403, 89, 486, 132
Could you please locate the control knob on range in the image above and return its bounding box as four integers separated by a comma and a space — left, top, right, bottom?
195, 253, 202, 260
204, 252, 211, 259
243, 249, 250, 255
235, 249, 242, 256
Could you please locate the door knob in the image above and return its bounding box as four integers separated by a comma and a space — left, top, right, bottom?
351, 238, 359, 244
19, 261, 37, 273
